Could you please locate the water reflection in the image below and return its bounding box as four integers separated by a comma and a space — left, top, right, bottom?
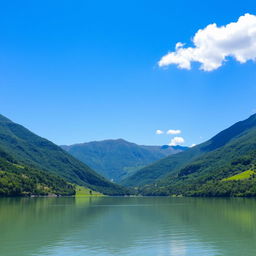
1, 197, 256, 256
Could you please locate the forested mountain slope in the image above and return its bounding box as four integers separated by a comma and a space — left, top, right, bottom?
61, 139, 187, 182
122, 114, 256, 192
0, 114, 128, 195
0, 148, 75, 196
141, 120, 256, 196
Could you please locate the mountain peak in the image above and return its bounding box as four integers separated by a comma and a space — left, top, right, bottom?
61, 139, 186, 182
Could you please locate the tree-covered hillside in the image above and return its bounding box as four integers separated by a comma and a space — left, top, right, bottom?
0, 148, 75, 196
61, 139, 187, 182
122, 114, 256, 188
138, 114, 256, 196
0, 114, 128, 196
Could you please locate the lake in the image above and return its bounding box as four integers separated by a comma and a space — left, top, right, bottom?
1, 197, 256, 256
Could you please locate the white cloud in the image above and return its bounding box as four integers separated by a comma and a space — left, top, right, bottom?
190, 143, 196, 147
156, 129, 164, 135
169, 137, 185, 146
158, 13, 256, 71
167, 129, 181, 135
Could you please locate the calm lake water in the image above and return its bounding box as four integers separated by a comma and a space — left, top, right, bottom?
1, 197, 256, 256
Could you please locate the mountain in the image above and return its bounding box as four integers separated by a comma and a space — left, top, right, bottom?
121, 143, 206, 187
0, 114, 128, 195
122, 114, 256, 197
0, 147, 75, 196
61, 139, 187, 182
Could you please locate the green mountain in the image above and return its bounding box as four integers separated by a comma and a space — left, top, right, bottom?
61, 139, 187, 182
123, 114, 256, 197
0, 148, 75, 196
0, 114, 128, 195
122, 143, 205, 187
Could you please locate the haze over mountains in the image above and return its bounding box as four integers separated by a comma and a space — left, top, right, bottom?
61, 139, 187, 182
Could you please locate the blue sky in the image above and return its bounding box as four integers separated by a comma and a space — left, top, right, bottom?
1, 0, 256, 146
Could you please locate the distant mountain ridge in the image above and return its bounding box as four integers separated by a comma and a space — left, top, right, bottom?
0, 114, 128, 195
61, 139, 188, 182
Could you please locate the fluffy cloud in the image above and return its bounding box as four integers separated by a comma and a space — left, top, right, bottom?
166, 129, 181, 135
158, 13, 256, 71
169, 137, 185, 146
155, 129, 164, 135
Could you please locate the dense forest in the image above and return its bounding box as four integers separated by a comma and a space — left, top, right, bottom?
0, 149, 75, 196
136, 114, 256, 197
61, 139, 187, 182
2, 112, 256, 198
122, 114, 256, 188
0, 114, 129, 196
